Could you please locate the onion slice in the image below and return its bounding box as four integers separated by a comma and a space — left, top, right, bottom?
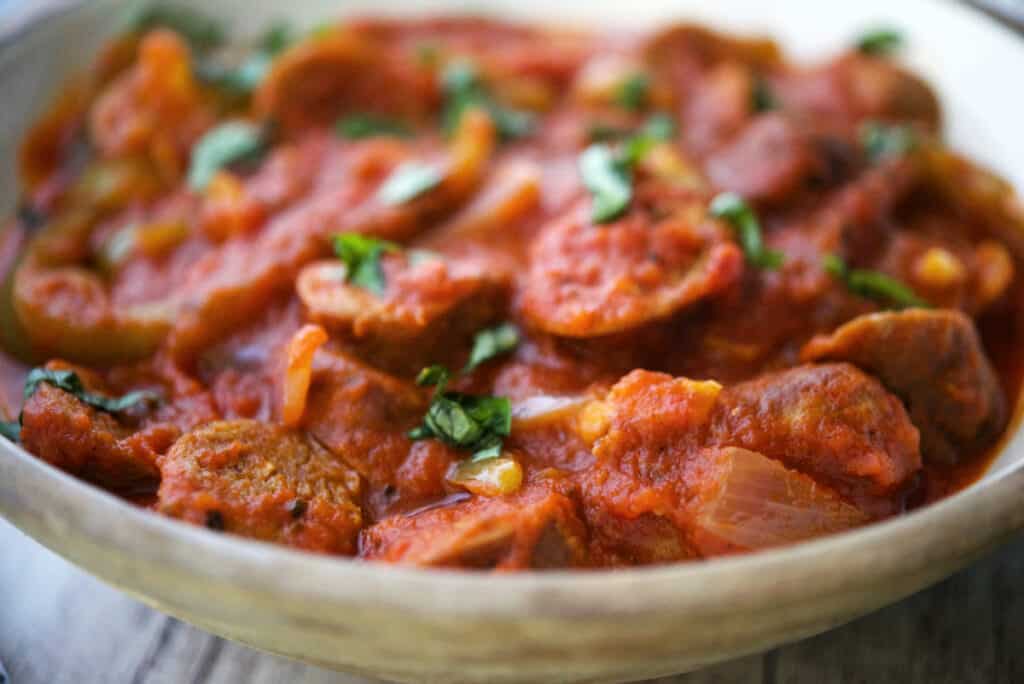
691, 447, 869, 556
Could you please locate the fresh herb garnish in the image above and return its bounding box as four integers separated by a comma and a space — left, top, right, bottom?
856, 28, 905, 56
580, 144, 634, 224
861, 121, 917, 163
465, 323, 520, 373
823, 254, 929, 309
335, 114, 412, 140
615, 73, 650, 112
332, 233, 401, 295
709, 193, 785, 269
129, 5, 225, 53
579, 118, 671, 224
408, 365, 512, 461
196, 22, 295, 96
587, 114, 676, 144
376, 162, 442, 205
22, 368, 157, 415
441, 60, 534, 141
0, 420, 19, 442
751, 75, 777, 113
16, 203, 47, 232
188, 122, 267, 191
642, 113, 677, 141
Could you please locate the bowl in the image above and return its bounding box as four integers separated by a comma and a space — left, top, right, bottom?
2, 1, 1024, 682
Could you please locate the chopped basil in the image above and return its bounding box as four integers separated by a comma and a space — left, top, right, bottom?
586, 123, 630, 143
861, 121, 917, 163
16, 203, 47, 232
409, 365, 512, 461
336, 114, 411, 140
259, 21, 295, 54
587, 114, 675, 144
580, 144, 633, 224
441, 60, 534, 141
332, 233, 401, 295
823, 254, 929, 309
751, 75, 777, 113
465, 323, 520, 373
376, 162, 442, 205
0, 420, 19, 442
856, 28, 904, 56
196, 22, 295, 96
709, 193, 784, 269
188, 122, 267, 191
23, 368, 157, 414
129, 5, 225, 52
642, 113, 677, 141
615, 73, 650, 112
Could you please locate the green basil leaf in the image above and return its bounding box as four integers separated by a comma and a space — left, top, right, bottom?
615, 73, 651, 112
642, 113, 677, 141
823, 253, 929, 309
415, 364, 451, 392
0, 420, 19, 442
580, 144, 633, 224
22, 368, 157, 415
470, 439, 504, 462
440, 60, 534, 141
336, 114, 411, 140
333, 233, 401, 295
260, 21, 295, 55
196, 21, 295, 96
129, 5, 225, 53
861, 121, 917, 163
464, 323, 520, 373
710, 192, 785, 270
409, 365, 512, 458
376, 162, 442, 205
751, 75, 777, 113
856, 28, 904, 56
188, 122, 266, 191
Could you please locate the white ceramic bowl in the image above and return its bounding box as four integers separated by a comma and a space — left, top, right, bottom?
2, 2, 1024, 682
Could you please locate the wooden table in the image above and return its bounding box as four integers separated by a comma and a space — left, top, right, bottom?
1, 517, 1021, 684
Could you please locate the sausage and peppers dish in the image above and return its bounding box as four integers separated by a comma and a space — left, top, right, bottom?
1, 9, 1022, 570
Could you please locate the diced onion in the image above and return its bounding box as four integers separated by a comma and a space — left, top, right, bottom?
511, 395, 588, 430
692, 447, 868, 555
280, 324, 328, 427
448, 456, 524, 497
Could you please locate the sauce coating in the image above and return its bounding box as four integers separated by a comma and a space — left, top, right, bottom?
2, 14, 1023, 570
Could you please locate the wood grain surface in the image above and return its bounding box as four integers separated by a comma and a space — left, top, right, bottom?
1, 518, 1021, 684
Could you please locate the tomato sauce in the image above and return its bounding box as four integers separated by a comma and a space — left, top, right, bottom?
2, 12, 1023, 570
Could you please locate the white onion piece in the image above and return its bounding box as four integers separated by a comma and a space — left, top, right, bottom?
511, 395, 589, 429
693, 447, 869, 554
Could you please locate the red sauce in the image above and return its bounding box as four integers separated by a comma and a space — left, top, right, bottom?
2, 14, 1023, 570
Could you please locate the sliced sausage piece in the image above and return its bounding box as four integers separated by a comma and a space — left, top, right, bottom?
297, 252, 508, 375
255, 31, 434, 137
705, 114, 823, 205
577, 370, 723, 564
518, 201, 743, 338
20, 382, 176, 494
710, 363, 922, 517
578, 371, 869, 560
801, 309, 1007, 464
360, 482, 589, 570
775, 54, 940, 131
157, 420, 363, 554
301, 348, 457, 518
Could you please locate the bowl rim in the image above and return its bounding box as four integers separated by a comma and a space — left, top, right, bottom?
2, 0, 1024, 624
